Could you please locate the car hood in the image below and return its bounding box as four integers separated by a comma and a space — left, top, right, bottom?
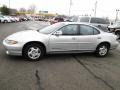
108, 24, 120, 28
5, 30, 48, 42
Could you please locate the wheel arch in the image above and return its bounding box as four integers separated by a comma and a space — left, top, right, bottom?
96, 42, 111, 50
22, 41, 46, 55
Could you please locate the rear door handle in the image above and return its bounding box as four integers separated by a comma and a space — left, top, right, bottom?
97, 37, 101, 39
72, 37, 76, 40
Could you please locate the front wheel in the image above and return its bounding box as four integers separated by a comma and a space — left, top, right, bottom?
4, 20, 8, 23
95, 43, 110, 57
23, 44, 45, 61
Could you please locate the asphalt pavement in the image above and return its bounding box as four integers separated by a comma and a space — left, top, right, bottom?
0, 21, 120, 90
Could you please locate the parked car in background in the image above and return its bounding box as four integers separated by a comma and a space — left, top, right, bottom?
50, 17, 64, 24
14, 17, 20, 22
0, 16, 3, 22
3, 22, 119, 61
44, 18, 49, 22
71, 16, 110, 32
0, 16, 11, 23
26, 17, 32, 21
108, 21, 120, 39
6, 16, 16, 22
18, 16, 24, 21
0, 15, 33, 23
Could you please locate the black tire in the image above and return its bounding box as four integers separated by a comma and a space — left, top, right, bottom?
23, 43, 45, 61
4, 20, 8, 23
115, 31, 120, 39
95, 43, 110, 57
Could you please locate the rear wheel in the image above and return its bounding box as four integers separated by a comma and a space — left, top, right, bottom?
95, 43, 110, 57
115, 31, 120, 39
23, 43, 45, 61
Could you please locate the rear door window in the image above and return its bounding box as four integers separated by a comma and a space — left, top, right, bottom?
79, 25, 100, 35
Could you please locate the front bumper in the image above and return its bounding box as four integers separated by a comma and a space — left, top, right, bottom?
3, 40, 23, 56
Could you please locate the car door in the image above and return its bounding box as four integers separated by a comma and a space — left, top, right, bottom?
77, 24, 101, 51
49, 24, 79, 52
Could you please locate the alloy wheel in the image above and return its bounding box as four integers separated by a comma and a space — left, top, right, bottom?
27, 47, 41, 60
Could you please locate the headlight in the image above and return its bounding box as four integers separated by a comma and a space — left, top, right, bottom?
5, 40, 18, 45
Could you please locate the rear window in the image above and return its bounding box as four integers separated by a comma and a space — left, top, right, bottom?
80, 25, 100, 35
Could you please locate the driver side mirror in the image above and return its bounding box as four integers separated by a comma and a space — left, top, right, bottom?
53, 31, 62, 36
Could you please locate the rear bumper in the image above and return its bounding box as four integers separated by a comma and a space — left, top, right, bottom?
110, 41, 119, 50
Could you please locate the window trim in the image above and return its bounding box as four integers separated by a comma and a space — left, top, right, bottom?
93, 27, 100, 35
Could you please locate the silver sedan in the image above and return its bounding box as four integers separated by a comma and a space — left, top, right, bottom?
3, 22, 119, 61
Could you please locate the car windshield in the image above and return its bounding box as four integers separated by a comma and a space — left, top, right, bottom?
39, 23, 65, 34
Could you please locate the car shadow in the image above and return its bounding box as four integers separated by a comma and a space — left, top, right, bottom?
3, 51, 116, 62
6, 55, 26, 61
43, 53, 95, 60
4, 53, 93, 61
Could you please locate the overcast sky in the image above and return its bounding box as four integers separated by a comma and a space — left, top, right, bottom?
0, 0, 120, 19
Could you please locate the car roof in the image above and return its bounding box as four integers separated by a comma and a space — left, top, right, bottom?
60, 22, 91, 25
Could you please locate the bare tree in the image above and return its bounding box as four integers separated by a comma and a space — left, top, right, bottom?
19, 8, 26, 13
27, 4, 36, 14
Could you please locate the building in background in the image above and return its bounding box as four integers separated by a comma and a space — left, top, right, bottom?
39, 11, 48, 14
9, 8, 17, 15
